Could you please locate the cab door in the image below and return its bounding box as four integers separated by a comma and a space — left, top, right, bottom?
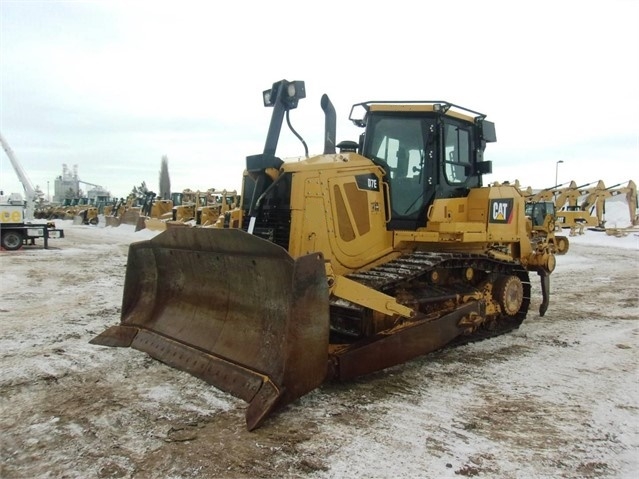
362, 114, 438, 230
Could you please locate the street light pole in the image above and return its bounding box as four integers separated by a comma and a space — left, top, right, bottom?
555, 160, 564, 187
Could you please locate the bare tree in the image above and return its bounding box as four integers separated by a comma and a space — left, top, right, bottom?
159, 155, 171, 200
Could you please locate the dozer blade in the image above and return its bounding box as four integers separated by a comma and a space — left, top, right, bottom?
105, 216, 121, 227
143, 217, 168, 232
90, 228, 329, 430
120, 208, 141, 226
164, 220, 192, 229
134, 215, 147, 232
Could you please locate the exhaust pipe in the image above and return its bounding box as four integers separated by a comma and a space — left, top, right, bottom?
321, 94, 336, 154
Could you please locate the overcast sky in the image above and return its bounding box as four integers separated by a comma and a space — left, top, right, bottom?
1, 0, 638, 200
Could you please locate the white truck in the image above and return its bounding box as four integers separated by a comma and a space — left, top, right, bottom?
0, 192, 64, 250
1, 132, 65, 250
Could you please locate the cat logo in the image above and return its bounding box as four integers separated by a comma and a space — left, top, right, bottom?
489, 198, 514, 224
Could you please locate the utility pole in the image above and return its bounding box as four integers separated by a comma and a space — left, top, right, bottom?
555, 160, 564, 187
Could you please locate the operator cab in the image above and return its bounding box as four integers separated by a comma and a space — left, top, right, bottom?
350, 102, 495, 231
526, 201, 556, 227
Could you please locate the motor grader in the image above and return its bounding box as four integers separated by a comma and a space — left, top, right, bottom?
92, 80, 568, 431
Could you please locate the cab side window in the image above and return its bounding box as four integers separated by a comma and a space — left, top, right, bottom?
444, 123, 471, 184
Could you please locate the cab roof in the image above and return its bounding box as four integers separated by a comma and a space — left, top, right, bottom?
349, 101, 487, 127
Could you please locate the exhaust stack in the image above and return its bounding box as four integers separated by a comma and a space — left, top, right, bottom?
321, 94, 336, 154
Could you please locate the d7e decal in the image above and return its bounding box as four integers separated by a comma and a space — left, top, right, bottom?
355, 173, 380, 192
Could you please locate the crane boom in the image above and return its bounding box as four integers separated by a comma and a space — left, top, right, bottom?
0, 132, 37, 220
79, 180, 104, 188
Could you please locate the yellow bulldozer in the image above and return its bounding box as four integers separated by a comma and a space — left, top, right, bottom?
154, 189, 240, 229
197, 188, 241, 226
105, 192, 155, 227
135, 194, 174, 232
169, 189, 198, 225
104, 195, 132, 227
92, 80, 568, 431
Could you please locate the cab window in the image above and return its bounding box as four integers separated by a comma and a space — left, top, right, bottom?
444, 123, 471, 184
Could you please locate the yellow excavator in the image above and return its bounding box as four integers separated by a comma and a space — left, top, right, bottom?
92, 80, 568, 431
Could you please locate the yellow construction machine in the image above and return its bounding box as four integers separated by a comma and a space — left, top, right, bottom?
142, 199, 174, 231
74, 204, 99, 225
198, 189, 240, 226
104, 195, 132, 227
104, 192, 155, 227
555, 180, 638, 233
135, 194, 174, 232
92, 80, 568, 431
505, 180, 570, 254
167, 189, 198, 226
162, 188, 239, 229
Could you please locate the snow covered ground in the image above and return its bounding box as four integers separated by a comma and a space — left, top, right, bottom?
0, 197, 637, 478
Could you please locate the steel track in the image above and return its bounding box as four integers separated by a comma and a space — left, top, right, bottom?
329, 251, 532, 343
